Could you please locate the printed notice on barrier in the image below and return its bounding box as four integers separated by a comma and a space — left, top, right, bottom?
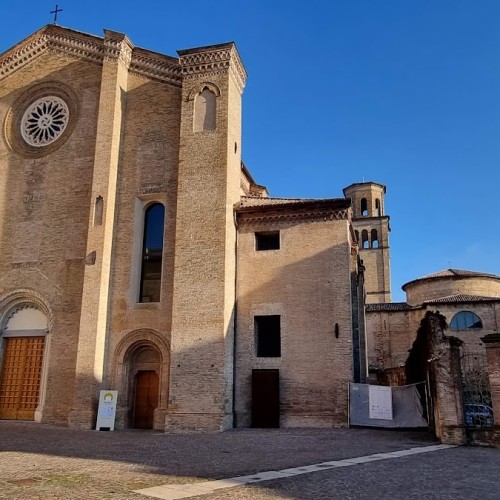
96, 390, 118, 431
369, 385, 393, 420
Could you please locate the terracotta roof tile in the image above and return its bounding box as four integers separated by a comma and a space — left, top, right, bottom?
402, 268, 500, 290
239, 196, 336, 208
424, 294, 500, 304
419, 268, 498, 280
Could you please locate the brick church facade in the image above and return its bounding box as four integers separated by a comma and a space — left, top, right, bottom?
0, 25, 371, 431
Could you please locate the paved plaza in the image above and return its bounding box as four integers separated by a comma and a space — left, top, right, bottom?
0, 421, 499, 499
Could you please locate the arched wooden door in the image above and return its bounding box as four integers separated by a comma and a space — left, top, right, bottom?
133, 370, 159, 429
0, 306, 48, 421
0, 336, 45, 420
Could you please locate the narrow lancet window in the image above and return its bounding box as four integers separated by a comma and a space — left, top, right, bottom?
371, 229, 379, 248
139, 203, 165, 303
375, 199, 381, 216
194, 88, 216, 131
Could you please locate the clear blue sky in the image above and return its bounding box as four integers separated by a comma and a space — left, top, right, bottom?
2, 1, 500, 301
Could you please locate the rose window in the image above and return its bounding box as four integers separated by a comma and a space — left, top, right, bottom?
21, 96, 69, 147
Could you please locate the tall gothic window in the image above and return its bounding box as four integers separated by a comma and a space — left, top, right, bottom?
139, 203, 165, 303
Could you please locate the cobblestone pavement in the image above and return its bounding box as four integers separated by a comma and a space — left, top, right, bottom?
0, 421, 498, 499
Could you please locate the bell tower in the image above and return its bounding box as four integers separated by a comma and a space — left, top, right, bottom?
343, 182, 391, 304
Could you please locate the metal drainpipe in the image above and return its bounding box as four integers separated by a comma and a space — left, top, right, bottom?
232, 210, 238, 428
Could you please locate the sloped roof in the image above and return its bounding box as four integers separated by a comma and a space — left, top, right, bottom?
402, 268, 500, 290
420, 269, 498, 279
343, 181, 386, 195
424, 294, 500, 304
235, 197, 351, 224
239, 196, 328, 208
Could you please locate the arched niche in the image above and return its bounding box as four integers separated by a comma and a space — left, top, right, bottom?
194, 88, 217, 131
4, 306, 48, 336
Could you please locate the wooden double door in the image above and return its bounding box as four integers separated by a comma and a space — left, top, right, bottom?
0, 336, 45, 420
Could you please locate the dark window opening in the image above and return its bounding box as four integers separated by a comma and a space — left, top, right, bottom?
354, 230, 359, 243
361, 198, 368, 217
255, 231, 280, 251
375, 198, 381, 216
450, 311, 483, 330
94, 196, 103, 226
139, 203, 165, 303
371, 229, 379, 248
361, 229, 369, 249
255, 315, 281, 357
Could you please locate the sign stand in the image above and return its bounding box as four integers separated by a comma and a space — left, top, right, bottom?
96, 390, 118, 431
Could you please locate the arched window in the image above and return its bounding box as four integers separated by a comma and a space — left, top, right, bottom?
194, 88, 216, 131
450, 311, 483, 330
139, 203, 165, 303
371, 229, 379, 248
375, 198, 381, 216
361, 198, 368, 217
361, 230, 369, 249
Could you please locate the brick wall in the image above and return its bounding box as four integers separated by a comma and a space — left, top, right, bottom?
235, 218, 354, 427
0, 50, 102, 425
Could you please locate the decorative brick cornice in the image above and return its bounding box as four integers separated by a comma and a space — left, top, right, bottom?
130, 48, 182, 86
0, 25, 183, 86
481, 333, 500, 345
236, 198, 351, 225
1, 26, 251, 88
237, 207, 350, 225
178, 43, 247, 92
103, 29, 133, 67
0, 25, 104, 81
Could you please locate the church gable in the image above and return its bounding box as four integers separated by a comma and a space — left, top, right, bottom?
0, 25, 105, 81
0, 25, 182, 86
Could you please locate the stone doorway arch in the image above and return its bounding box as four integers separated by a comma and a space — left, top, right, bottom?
113, 330, 169, 430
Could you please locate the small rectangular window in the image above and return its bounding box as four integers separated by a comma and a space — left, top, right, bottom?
255, 231, 280, 251
255, 315, 281, 357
